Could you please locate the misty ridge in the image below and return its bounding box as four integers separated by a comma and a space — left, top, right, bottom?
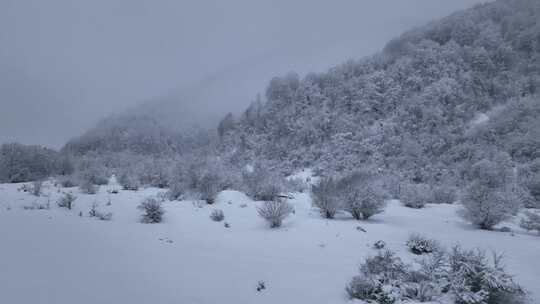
1, 0, 540, 304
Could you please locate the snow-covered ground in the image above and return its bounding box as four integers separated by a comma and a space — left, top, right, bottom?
0, 181, 539, 304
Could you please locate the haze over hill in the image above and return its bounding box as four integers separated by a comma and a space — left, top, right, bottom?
0, 0, 487, 148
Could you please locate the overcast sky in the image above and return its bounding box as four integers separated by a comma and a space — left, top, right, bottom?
0, 0, 488, 148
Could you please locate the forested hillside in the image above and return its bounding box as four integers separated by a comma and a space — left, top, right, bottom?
14, 0, 537, 207
218, 0, 540, 186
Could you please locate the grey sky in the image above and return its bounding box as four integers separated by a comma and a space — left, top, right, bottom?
0, 0, 488, 148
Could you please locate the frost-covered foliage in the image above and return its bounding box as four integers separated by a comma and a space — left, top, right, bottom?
0, 143, 72, 183
432, 185, 458, 204
518, 160, 540, 208
343, 185, 386, 220
210, 209, 225, 222
88, 202, 112, 221
257, 198, 294, 228
346, 250, 408, 303
75, 157, 109, 186
460, 157, 521, 230
212, 0, 540, 192
138, 197, 164, 223
117, 171, 140, 191
406, 233, 441, 255
242, 164, 285, 201
311, 177, 341, 219
347, 246, 526, 304
197, 172, 221, 204
57, 192, 76, 210
57, 175, 78, 188
340, 171, 387, 220
448, 246, 525, 304
520, 211, 540, 235
30, 181, 43, 196
401, 183, 432, 209
79, 179, 99, 195
166, 157, 242, 202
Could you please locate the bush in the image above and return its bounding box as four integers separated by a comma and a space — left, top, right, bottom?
198, 172, 220, 204
88, 202, 113, 221
401, 183, 432, 208
257, 198, 294, 228
448, 246, 525, 304
460, 183, 519, 230
118, 172, 140, 191
77, 167, 109, 186
58, 175, 78, 187
58, 192, 76, 210
167, 165, 185, 201
346, 250, 407, 303
244, 174, 283, 201
459, 158, 522, 230
406, 233, 440, 255
311, 177, 341, 218
79, 179, 99, 194
520, 211, 540, 234
432, 185, 458, 204
30, 181, 43, 196
343, 184, 386, 220
242, 165, 285, 201
138, 197, 164, 223
210, 209, 225, 222
97, 212, 113, 221
346, 246, 527, 304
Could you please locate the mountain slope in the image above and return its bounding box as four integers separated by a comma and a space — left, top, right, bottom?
219, 0, 540, 182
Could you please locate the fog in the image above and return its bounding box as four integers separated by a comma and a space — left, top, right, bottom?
0, 0, 488, 148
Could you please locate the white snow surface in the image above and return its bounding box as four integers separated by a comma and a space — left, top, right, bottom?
0, 181, 539, 304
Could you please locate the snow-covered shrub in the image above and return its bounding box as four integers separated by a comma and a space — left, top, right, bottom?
520, 211, 540, 234
58, 175, 78, 187
402, 250, 448, 302
97, 212, 113, 221
88, 202, 99, 217
87, 202, 113, 221
406, 233, 440, 255
198, 172, 220, 204
459, 157, 522, 230
311, 177, 341, 218
30, 181, 43, 196
23, 201, 50, 210
432, 185, 458, 204
210, 209, 225, 222
257, 198, 294, 228
460, 183, 519, 230
381, 174, 402, 199
138, 159, 171, 188
243, 168, 284, 201
77, 167, 109, 186
167, 165, 185, 201
138, 197, 164, 223
58, 192, 76, 210
343, 184, 386, 220
346, 250, 407, 303
400, 183, 432, 208
448, 246, 525, 304
118, 171, 140, 191
373, 240, 386, 250
347, 245, 527, 304
79, 179, 99, 194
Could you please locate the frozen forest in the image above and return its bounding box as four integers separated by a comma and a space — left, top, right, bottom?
1, 0, 540, 303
